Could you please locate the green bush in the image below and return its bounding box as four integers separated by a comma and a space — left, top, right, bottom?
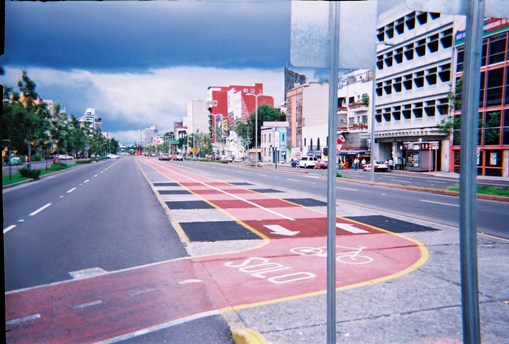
18, 168, 41, 180
76, 159, 93, 164
50, 162, 69, 171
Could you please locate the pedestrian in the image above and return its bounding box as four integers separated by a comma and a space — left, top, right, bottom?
353, 157, 359, 170
389, 158, 394, 170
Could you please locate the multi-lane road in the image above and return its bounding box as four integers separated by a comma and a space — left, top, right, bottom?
180, 160, 509, 239
3, 156, 509, 343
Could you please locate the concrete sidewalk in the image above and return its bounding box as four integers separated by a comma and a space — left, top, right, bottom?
226, 203, 509, 344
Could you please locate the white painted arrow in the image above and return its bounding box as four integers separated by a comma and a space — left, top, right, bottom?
264, 224, 300, 237
336, 223, 368, 234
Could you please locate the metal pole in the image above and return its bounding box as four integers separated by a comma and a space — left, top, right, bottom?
327, 2, 339, 343
255, 95, 259, 167
369, 67, 376, 182
459, 1, 484, 343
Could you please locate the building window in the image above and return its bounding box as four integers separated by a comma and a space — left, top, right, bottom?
505, 67, 509, 105
503, 110, 509, 144
486, 68, 504, 106
457, 47, 465, 72
488, 33, 507, 65
483, 111, 501, 145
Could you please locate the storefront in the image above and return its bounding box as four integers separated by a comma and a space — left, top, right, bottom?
403, 141, 440, 172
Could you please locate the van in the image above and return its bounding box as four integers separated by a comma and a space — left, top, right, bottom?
298, 156, 318, 168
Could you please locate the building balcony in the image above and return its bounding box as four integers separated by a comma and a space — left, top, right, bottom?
349, 102, 369, 112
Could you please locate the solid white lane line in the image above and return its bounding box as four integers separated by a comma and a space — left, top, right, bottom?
3, 225, 16, 234
29, 203, 52, 216
154, 163, 295, 221
420, 199, 458, 207
67, 187, 77, 194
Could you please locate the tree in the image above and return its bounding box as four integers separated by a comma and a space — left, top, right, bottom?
234, 120, 253, 149
248, 104, 285, 148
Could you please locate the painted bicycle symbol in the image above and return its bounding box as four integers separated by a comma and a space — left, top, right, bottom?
290, 245, 373, 265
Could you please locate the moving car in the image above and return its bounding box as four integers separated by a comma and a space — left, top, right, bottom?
159, 153, 171, 161
314, 159, 328, 169
175, 154, 184, 161
362, 160, 389, 172
298, 156, 318, 168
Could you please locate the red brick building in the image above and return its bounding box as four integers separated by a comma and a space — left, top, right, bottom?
207, 83, 274, 143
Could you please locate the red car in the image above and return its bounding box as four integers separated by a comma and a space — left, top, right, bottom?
314, 159, 328, 169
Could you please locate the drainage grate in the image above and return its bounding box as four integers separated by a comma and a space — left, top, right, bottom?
345, 215, 440, 233
250, 188, 283, 193
165, 200, 214, 210
284, 198, 328, 207
180, 221, 261, 241
154, 182, 179, 187
159, 190, 191, 195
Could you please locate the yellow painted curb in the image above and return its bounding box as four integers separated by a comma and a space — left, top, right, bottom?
231, 328, 267, 344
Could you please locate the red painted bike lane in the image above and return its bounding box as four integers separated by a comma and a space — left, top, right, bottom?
5, 159, 427, 343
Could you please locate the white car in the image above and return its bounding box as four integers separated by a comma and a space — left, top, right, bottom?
298, 156, 318, 168
362, 160, 389, 172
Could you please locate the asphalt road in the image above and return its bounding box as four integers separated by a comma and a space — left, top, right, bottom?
3, 157, 234, 343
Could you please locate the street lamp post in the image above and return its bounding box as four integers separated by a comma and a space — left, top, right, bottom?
246, 93, 263, 167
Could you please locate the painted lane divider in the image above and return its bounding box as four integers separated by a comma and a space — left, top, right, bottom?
177, 279, 203, 285
263, 224, 300, 237
67, 187, 77, 194
336, 223, 369, 234
29, 203, 52, 216
6, 313, 41, 326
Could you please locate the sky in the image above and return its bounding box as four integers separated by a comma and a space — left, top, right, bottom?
1, 0, 300, 145
1, 0, 402, 145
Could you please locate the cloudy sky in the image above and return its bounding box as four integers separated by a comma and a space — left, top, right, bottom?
1, 0, 404, 145
0, 0, 304, 144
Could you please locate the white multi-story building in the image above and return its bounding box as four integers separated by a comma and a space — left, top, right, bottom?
260, 121, 289, 163
80, 108, 102, 131
375, 3, 455, 171
184, 99, 210, 136
337, 70, 374, 162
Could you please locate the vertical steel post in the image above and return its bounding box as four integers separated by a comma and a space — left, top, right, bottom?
370, 68, 376, 182
459, 1, 484, 343
326, 2, 339, 343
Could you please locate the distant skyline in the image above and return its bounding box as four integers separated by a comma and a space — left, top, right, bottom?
1, 0, 403, 144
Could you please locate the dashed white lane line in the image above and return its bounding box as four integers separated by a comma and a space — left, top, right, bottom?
287, 178, 301, 182
129, 288, 158, 296
67, 187, 77, 194
72, 300, 103, 310
3, 224, 16, 234
29, 203, 52, 216
6, 313, 41, 326
420, 199, 458, 207
177, 279, 203, 285
83, 179, 90, 183
336, 186, 358, 191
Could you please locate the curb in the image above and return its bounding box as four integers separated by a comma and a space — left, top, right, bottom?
231, 328, 267, 344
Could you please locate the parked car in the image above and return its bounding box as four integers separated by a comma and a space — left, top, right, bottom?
298, 156, 318, 168
159, 153, 171, 161
362, 160, 389, 172
314, 159, 328, 169
5, 156, 22, 165
57, 154, 73, 160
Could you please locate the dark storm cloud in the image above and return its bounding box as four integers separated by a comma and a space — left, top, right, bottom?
2, 1, 291, 72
